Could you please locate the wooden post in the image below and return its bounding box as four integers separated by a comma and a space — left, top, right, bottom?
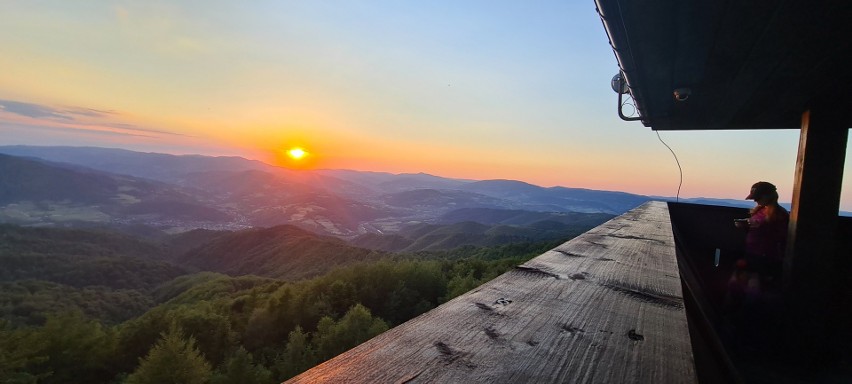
784, 106, 849, 365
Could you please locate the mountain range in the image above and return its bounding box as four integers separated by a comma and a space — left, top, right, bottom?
0, 146, 657, 238
6, 145, 796, 233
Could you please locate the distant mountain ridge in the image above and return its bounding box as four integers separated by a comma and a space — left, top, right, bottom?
437, 208, 613, 227
0, 153, 120, 204
0, 145, 270, 183
315, 170, 472, 194
0, 145, 657, 236
0, 154, 231, 225
351, 208, 613, 252
457, 180, 649, 213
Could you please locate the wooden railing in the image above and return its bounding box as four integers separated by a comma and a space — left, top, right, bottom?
285, 201, 697, 383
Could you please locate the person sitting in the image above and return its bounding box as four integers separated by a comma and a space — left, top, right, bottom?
735, 181, 789, 290
725, 181, 789, 314
724, 181, 790, 351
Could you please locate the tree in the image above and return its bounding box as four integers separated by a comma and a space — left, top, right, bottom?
445, 271, 479, 300
0, 320, 47, 384
1, 312, 118, 384
210, 347, 272, 384
125, 324, 212, 384
312, 304, 388, 361
275, 326, 315, 380
165, 303, 234, 367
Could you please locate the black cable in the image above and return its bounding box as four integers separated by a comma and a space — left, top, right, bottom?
655, 130, 683, 202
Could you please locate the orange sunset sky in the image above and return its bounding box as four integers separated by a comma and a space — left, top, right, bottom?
1, 1, 850, 210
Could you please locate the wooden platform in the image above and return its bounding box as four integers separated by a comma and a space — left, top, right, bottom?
285, 201, 696, 383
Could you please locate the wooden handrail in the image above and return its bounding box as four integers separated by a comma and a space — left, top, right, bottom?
285, 201, 696, 383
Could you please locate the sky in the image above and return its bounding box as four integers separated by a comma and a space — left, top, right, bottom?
1, 1, 850, 210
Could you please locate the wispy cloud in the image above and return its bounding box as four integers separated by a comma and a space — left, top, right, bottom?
1, 122, 154, 138
0, 98, 186, 137
0, 99, 73, 120
62, 106, 117, 118
0, 99, 118, 121
104, 122, 190, 137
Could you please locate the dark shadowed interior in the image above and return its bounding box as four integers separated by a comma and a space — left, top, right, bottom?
669, 202, 852, 382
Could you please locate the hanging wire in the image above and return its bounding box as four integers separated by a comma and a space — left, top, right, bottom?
655, 130, 683, 202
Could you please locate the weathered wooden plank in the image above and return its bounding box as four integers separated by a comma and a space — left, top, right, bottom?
285, 201, 696, 383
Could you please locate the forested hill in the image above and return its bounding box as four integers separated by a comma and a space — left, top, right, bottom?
174, 225, 388, 281
0, 225, 189, 326
350, 209, 614, 252
0, 220, 572, 383
0, 224, 166, 259
0, 222, 391, 327
0, 224, 183, 289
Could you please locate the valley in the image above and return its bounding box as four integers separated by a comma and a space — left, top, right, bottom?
0, 146, 648, 238
0, 145, 647, 383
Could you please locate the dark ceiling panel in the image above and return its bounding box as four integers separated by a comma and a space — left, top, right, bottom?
596, 0, 852, 130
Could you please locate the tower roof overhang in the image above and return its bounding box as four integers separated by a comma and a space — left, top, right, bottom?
596, 0, 852, 130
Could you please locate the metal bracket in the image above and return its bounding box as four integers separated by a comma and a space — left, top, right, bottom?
616, 74, 642, 121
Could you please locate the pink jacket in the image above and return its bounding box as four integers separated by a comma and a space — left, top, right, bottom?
745, 205, 789, 259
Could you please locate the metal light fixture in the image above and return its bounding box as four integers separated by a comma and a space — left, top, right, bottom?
611, 73, 628, 94
673, 88, 691, 102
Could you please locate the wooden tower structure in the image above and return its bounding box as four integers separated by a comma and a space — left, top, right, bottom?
596, 0, 852, 372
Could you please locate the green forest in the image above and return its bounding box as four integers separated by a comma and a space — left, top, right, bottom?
0, 223, 589, 383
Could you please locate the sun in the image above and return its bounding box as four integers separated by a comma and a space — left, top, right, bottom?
287, 147, 307, 160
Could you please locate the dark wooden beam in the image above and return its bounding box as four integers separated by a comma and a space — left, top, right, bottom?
784, 106, 849, 365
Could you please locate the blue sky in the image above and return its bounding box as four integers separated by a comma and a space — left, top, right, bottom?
0, 1, 849, 210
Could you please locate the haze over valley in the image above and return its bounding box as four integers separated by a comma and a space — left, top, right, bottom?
0, 145, 645, 383
0, 146, 653, 237
0, 145, 758, 383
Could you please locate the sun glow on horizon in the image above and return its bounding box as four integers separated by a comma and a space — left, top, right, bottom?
287, 147, 307, 160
